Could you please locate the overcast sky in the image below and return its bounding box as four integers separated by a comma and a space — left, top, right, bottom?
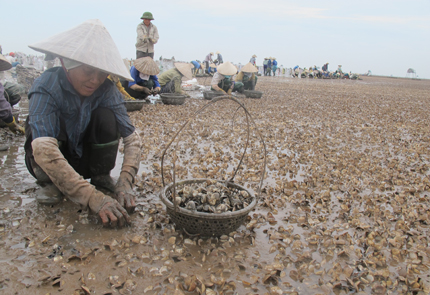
1, 0, 429, 78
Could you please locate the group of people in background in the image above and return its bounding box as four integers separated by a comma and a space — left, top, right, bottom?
291, 63, 359, 79
120, 12, 193, 101
262, 57, 278, 76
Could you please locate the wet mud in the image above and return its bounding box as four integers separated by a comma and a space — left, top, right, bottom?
1, 76, 430, 294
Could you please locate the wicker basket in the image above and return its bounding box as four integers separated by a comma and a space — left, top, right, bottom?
160, 95, 267, 237
160, 93, 186, 105
124, 100, 145, 112
160, 179, 257, 236
203, 91, 224, 100
244, 90, 263, 99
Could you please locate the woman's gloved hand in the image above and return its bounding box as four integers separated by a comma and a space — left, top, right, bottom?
98, 197, 131, 227
6, 117, 25, 134
153, 87, 161, 94
114, 191, 136, 214
115, 172, 136, 214
141, 87, 151, 95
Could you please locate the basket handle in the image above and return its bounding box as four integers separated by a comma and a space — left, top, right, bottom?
161, 95, 267, 199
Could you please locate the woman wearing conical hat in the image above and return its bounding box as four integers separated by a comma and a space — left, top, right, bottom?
210, 61, 244, 95
124, 56, 160, 100
235, 62, 258, 91
0, 54, 25, 138
158, 62, 193, 96
204, 52, 213, 74
249, 54, 257, 66
25, 19, 142, 228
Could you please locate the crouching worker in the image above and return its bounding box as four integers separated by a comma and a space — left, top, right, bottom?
158, 62, 193, 96
0, 54, 25, 136
25, 19, 142, 228
210, 61, 243, 95
235, 62, 258, 90
123, 57, 160, 101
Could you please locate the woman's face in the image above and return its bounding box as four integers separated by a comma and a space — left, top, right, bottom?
68, 65, 108, 97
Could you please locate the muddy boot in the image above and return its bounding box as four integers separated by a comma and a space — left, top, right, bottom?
0, 144, 9, 151
35, 183, 64, 205
89, 140, 119, 193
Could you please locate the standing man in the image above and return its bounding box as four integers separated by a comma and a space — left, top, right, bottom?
267, 57, 272, 76
204, 52, 213, 74
136, 12, 159, 59
263, 58, 268, 76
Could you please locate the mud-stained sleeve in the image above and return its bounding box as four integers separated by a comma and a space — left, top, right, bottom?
116, 131, 142, 191
32, 137, 112, 213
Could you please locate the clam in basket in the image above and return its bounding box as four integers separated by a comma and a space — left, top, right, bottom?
160, 95, 266, 236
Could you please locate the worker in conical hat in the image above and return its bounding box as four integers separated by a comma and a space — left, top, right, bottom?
210, 61, 244, 94
235, 62, 258, 91
123, 56, 161, 100
25, 19, 141, 228
0, 54, 25, 141
158, 62, 193, 96
204, 52, 214, 74
249, 54, 257, 66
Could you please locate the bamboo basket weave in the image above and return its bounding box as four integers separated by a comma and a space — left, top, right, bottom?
160, 95, 266, 236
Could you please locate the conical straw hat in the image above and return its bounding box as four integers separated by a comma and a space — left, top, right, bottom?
134, 57, 160, 75
28, 19, 133, 81
241, 62, 258, 73
252, 54, 257, 58
174, 62, 193, 80
0, 54, 12, 71
209, 63, 217, 68
217, 61, 237, 75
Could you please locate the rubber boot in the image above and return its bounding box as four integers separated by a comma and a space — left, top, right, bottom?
89, 140, 119, 192
35, 182, 64, 205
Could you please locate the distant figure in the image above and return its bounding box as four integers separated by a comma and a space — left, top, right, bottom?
215, 51, 223, 65
263, 58, 269, 75
249, 54, 257, 66
322, 62, 329, 72
136, 12, 159, 59
204, 52, 213, 74
271, 58, 278, 77
266, 57, 272, 76
191, 60, 202, 76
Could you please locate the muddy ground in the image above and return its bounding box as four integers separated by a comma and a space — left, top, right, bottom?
1, 76, 430, 295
